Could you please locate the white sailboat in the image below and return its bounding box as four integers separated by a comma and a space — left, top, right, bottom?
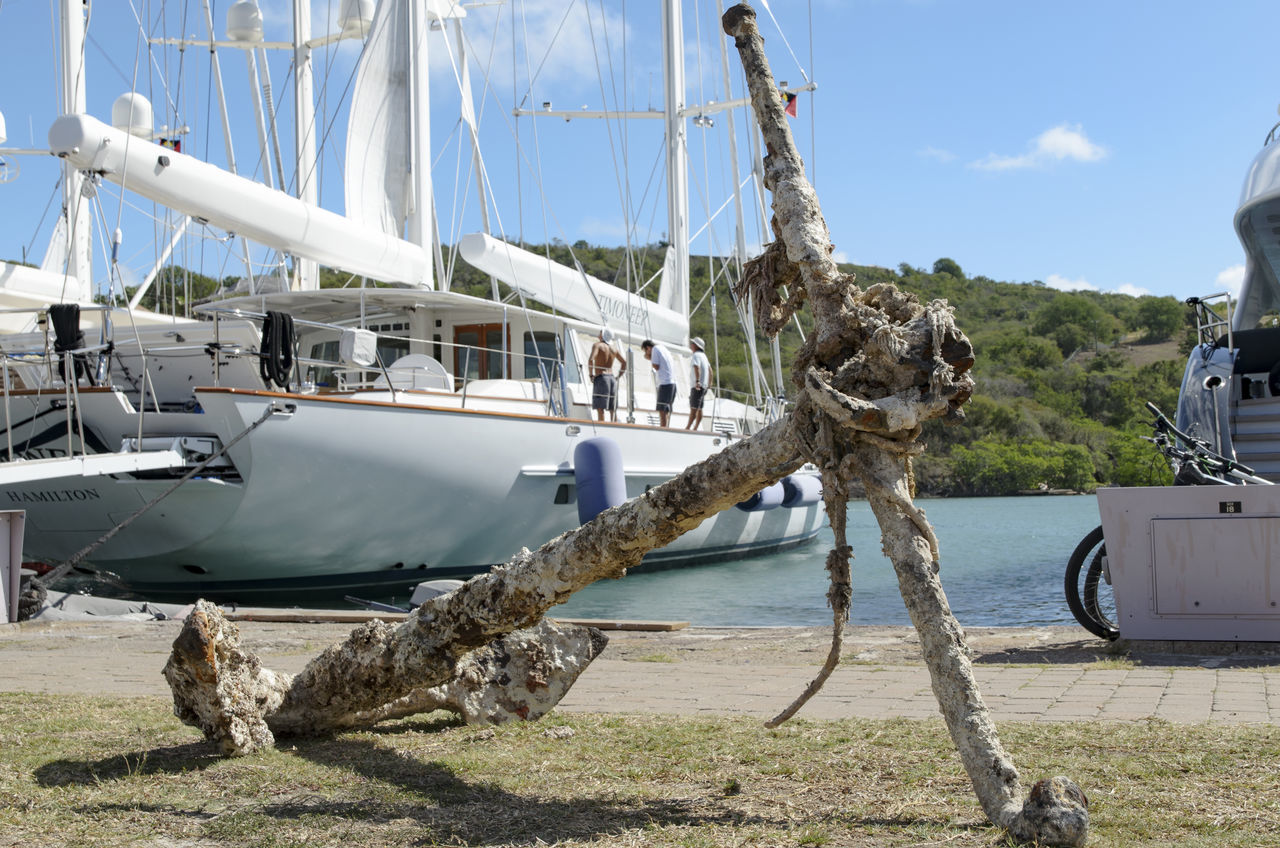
0, 0, 825, 604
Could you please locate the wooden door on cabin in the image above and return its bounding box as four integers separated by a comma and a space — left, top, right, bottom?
453, 323, 508, 381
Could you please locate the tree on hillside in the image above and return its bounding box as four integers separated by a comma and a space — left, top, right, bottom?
1032, 292, 1119, 356
932, 257, 965, 279
1135, 296, 1185, 342
128, 266, 224, 314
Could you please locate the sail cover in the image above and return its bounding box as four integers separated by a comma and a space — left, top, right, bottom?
458, 233, 689, 345
345, 0, 468, 239
344, 0, 411, 237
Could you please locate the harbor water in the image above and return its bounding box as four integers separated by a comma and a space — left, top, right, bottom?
551, 495, 1101, 628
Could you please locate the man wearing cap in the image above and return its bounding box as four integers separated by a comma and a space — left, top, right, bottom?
687, 337, 712, 430
589, 329, 627, 422
641, 339, 676, 427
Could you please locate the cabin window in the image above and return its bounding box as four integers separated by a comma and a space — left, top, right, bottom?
523, 331, 559, 379
308, 339, 340, 387
369, 321, 411, 366
454, 323, 507, 380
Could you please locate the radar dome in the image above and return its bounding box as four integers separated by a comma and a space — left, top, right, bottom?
339, 0, 374, 39
227, 0, 264, 42
111, 92, 153, 139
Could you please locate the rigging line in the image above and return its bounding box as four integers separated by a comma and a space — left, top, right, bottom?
22, 177, 63, 263
599, 0, 643, 309
514, 1, 559, 319
636, 145, 666, 285
84, 31, 137, 89
514, 0, 579, 111
588, 0, 636, 294
306, 50, 361, 211
619, 0, 636, 300
511, 0, 522, 244
691, 3, 721, 318
43, 0, 55, 161
452, 0, 504, 228
464, 9, 605, 253
108, 0, 150, 313
586, 0, 637, 302
433, 17, 486, 262
524, 15, 588, 320
756, 0, 810, 83
128, 0, 183, 132
457, 2, 503, 129
808, 0, 816, 186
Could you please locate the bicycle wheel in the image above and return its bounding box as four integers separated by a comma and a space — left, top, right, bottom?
1064, 526, 1120, 640
1082, 545, 1119, 640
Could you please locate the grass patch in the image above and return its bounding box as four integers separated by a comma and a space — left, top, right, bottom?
1087, 656, 1136, 670
1, 693, 1276, 846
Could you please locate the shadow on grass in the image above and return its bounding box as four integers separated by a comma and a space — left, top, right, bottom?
33, 741, 223, 786
30, 723, 771, 844
28, 715, 997, 845
287, 734, 770, 844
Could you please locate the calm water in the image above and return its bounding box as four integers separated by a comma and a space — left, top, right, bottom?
550, 495, 1101, 627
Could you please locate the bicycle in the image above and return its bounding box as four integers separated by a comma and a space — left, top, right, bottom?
1064, 402, 1272, 640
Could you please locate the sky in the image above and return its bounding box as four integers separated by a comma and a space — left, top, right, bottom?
0, 0, 1276, 304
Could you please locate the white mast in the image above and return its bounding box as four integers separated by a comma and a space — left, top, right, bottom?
406, 0, 436, 290
57, 0, 92, 301
661, 0, 689, 329
292, 0, 319, 290
455, 18, 491, 297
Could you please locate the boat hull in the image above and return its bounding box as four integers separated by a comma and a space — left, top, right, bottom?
7, 388, 824, 604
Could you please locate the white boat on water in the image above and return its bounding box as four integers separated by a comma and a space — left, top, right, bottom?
0, 1, 825, 604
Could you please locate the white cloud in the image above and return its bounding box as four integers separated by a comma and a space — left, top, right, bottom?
578, 215, 629, 242
970, 124, 1107, 172
831, 249, 849, 263
496, 0, 634, 99
1045, 274, 1153, 297
1045, 273, 1098, 292
919, 146, 957, 163
1216, 263, 1245, 298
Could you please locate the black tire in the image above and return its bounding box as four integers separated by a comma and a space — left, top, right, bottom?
1082, 546, 1119, 639
1064, 526, 1120, 640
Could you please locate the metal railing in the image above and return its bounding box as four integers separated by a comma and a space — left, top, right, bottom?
2, 303, 775, 435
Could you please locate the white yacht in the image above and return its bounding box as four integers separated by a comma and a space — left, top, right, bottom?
0, 1, 825, 604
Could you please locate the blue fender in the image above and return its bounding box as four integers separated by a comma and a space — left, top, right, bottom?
574, 437, 627, 524
781, 474, 822, 508
736, 481, 785, 512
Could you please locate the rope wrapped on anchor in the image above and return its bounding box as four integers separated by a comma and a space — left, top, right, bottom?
764, 290, 972, 727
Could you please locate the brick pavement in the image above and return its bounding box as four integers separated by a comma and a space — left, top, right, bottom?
3, 619, 1277, 724
555, 657, 1280, 723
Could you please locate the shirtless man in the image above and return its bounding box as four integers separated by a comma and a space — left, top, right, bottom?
588, 329, 627, 421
